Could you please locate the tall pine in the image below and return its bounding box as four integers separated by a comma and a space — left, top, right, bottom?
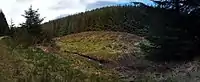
20, 6, 44, 44
21, 6, 44, 37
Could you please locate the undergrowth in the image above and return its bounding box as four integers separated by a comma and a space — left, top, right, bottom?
0, 37, 121, 82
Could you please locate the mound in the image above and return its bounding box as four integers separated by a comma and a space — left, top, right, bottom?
55, 31, 143, 67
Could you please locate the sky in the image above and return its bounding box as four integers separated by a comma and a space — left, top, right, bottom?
0, 0, 152, 25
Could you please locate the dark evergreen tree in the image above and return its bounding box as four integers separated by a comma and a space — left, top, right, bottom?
20, 6, 44, 37
143, 0, 200, 61
0, 9, 9, 36
20, 6, 44, 44
9, 19, 16, 36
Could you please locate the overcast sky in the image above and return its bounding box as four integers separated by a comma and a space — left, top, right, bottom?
0, 0, 151, 25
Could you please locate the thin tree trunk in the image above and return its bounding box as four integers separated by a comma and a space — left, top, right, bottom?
174, 0, 180, 13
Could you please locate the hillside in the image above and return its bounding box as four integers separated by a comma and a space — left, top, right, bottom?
0, 31, 143, 82
42, 5, 175, 37
0, 35, 121, 82
2, 31, 200, 81
55, 31, 142, 66
51, 31, 200, 82
50, 31, 146, 81
1, 2, 200, 81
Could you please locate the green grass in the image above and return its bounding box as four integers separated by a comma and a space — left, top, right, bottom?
54, 31, 200, 82
0, 37, 121, 82
56, 31, 142, 61
57, 39, 121, 61
2, 32, 199, 82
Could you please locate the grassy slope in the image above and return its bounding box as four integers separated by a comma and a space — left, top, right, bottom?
55, 31, 142, 62
0, 37, 120, 82
3, 31, 200, 82
55, 31, 200, 82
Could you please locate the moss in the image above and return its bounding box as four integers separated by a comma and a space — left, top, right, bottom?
56, 31, 137, 62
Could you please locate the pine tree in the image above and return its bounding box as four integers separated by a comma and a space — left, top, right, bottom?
20, 6, 44, 37
20, 6, 44, 44
9, 19, 16, 36
0, 9, 9, 36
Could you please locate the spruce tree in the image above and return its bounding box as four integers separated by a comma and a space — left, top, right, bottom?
0, 9, 9, 36
21, 6, 44, 37
9, 19, 16, 36
20, 6, 44, 44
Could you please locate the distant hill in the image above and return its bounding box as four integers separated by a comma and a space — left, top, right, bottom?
42, 5, 177, 38
0, 10, 9, 36
42, 5, 149, 37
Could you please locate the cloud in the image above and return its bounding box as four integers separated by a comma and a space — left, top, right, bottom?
0, 0, 151, 25
51, 0, 85, 10
55, 14, 69, 19
86, 1, 118, 10
16, 0, 33, 3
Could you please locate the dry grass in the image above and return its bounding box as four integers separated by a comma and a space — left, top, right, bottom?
55, 31, 200, 82
3, 31, 200, 82
56, 31, 142, 62
54, 31, 145, 81
0, 36, 121, 82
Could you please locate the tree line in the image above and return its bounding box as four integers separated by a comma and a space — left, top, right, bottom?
42, 3, 159, 38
